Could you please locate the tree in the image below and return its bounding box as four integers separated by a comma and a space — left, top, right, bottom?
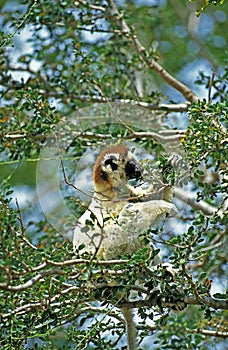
0, 0, 227, 349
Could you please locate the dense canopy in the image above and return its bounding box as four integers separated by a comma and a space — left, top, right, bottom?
0, 0, 227, 349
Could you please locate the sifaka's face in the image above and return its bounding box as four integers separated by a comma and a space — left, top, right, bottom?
93, 145, 143, 200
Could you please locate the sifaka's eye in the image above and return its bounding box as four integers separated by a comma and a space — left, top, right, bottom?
125, 160, 143, 180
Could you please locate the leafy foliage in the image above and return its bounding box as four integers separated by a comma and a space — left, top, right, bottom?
0, 0, 227, 349
190, 0, 225, 16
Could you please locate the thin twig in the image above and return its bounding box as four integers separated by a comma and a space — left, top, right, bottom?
59, 155, 93, 199
15, 198, 38, 250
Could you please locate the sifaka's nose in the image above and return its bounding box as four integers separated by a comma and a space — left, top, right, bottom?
125, 160, 143, 180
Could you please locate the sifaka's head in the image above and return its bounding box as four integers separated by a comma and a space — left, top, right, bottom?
93, 145, 142, 200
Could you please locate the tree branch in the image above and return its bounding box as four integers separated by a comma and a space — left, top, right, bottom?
175, 187, 217, 215
124, 130, 186, 143
0, 257, 131, 282
119, 295, 228, 310
69, 95, 190, 112
0, 269, 65, 292
187, 327, 228, 338
2, 68, 190, 111
1, 258, 227, 310
3, 129, 186, 144
107, 0, 198, 103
